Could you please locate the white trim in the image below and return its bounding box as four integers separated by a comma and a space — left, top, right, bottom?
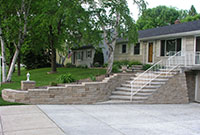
139, 30, 200, 41
146, 41, 154, 64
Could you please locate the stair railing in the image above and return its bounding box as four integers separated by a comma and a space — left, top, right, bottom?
130, 51, 183, 101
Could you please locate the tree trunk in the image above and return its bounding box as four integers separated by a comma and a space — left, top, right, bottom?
6, 48, 19, 82
17, 51, 21, 76
51, 46, 57, 72
106, 50, 114, 75
0, 28, 6, 82
49, 25, 57, 73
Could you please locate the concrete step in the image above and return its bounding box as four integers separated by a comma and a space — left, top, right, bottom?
96, 100, 144, 104
109, 95, 148, 100
115, 87, 156, 92
135, 74, 173, 78
130, 77, 168, 82
112, 91, 152, 96
126, 81, 165, 85
121, 84, 160, 89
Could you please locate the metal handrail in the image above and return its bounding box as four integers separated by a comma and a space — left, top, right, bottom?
130, 51, 182, 101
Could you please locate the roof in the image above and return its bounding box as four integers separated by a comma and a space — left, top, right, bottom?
139, 20, 200, 40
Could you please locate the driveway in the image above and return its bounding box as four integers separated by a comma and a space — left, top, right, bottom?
38, 103, 200, 135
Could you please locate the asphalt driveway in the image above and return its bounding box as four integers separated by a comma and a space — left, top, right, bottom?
39, 103, 200, 135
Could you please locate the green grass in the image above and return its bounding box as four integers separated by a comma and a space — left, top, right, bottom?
0, 67, 106, 106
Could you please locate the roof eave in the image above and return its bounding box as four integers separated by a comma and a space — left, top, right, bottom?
139, 30, 200, 41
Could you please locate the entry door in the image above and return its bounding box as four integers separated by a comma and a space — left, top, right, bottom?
148, 42, 153, 63
195, 73, 200, 102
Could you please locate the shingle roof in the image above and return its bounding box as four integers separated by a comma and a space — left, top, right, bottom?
138, 20, 200, 39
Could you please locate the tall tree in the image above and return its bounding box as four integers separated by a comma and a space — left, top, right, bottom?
137, 6, 180, 30
189, 5, 197, 16
87, 0, 146, 75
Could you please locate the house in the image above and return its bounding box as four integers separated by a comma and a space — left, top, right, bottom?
114, 20, 200, 65
71, 45, 96, 67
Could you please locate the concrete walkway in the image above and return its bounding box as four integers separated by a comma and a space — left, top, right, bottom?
0, 105, 65, 135
0, 104, 200, 135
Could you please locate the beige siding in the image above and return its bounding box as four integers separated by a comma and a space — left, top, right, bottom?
185, 36, 195, 52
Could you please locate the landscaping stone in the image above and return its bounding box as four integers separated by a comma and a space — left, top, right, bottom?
21, 81, 36, 90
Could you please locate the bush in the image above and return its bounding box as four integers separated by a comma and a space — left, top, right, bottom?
113, 60, 142, 69
65, 63, 76, 68
77, 65, 88, 69
112, 65, 121, 73
142, 64, 152, 70
57, 73, 76, 83
49, 82, 58, 86
103, 63, 108, 68
93, 49, 104, 67
89, 75, 96, 81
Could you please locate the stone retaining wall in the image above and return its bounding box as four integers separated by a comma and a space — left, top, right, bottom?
144, 73, 189, 104
2, 74, 133, 104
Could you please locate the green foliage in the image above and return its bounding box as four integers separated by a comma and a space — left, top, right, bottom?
113, 60, 142, 69
89, 75, 96, 81
181, 14, 200, 22
189, 5, 197, 16
22, 47, 51, 69
49, 82, 57, 86
77, 65, 88, 69
112, 65, 121, 73
137, 6, 181, 30
57, 73, 76, 83
142, 64, 152, 70
93, 49, 104, 67
103, 63, 108, 68
65, 63, 76, 68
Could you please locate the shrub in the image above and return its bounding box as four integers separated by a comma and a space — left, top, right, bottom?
89, 75, 96, 81
142, 64, 152, 70
57, 73, 76, 83
103, 63, 108, 68
77, 65, 88, 69
93, 49, 104, 67
49, 82, 58, 86
65, 63, 76, 68
112, 65, 121, 73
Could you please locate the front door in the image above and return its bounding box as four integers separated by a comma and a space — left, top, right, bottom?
148, 42, 153, 63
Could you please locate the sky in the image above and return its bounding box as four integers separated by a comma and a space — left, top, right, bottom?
128, 0, 200, 21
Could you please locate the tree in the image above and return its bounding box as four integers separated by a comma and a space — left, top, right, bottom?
137, 6, 180, 30
87, 0, 146, 75
189, 5, 197, 16
30, 0, 101, 73
181, 14, 200, 22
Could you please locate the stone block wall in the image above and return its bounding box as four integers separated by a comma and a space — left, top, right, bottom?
2, 74, 133, 104
144, 73, 189, 104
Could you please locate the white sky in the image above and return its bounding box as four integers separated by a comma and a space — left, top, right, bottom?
128, 0, 200, 21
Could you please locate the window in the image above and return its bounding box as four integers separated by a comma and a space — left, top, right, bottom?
86, 50, 92, 58
76, 51, 84, 60
160, 38, 182, 56
122, 44, 127, 53
134, 43, 140, 55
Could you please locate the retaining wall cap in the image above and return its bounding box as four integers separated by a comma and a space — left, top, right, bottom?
65, 84, 84, 87
28, 89, 49, 92
3, 89, 28, 93
21, 81, 36, 83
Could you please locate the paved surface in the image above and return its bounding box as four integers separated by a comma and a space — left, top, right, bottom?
39, 103, 200, 135
0, 104, 200, 135
0, 105, 65, 135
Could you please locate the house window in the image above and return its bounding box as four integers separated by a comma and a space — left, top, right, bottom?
160, 38, 182, 56
122, 44, 127, 53
86, 50, 92, 58
76, 51, 83, 60
134, 43, 140, 55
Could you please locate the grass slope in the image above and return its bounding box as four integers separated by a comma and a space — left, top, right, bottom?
0, 67, 106, 106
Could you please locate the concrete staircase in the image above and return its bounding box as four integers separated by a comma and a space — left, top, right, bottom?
103, 69, 180, 104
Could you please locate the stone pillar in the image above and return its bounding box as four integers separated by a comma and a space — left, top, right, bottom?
21, 81, 36, 90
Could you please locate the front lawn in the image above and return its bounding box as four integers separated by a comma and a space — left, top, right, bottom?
0, 67, 106, 106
